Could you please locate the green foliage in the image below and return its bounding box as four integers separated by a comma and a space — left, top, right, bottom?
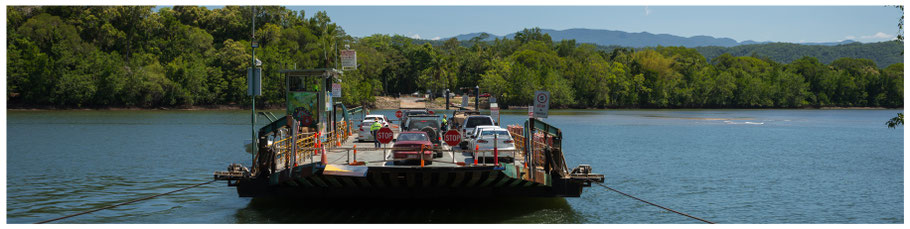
696, 41, 903, 68
5, 6, 905, 109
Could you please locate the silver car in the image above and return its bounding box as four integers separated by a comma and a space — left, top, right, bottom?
356, 114, 389, 142
460, 115, 495, 146
471, 127, 516, 162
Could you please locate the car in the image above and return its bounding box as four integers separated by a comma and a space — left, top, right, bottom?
400, 109, 430, 128
391, 131, 435, 165
467, 125, 499, 150
471, 127, 516, 163
404, 115, 442, 144
479, 93, 491, 98
459, 115, 496, 148
448, 110, 481, 131
356, 114, 389, 142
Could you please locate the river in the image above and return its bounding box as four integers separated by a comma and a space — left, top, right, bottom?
5, 109, 903, 223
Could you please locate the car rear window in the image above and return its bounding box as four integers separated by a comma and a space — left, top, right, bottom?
407, 111, 428, 116
465, 117, 493, 128
409, 120, 439, 130
397, 133, 428, 142
481, 130, 510, 137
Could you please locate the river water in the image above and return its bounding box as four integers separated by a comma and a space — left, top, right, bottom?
5, 109, 903, 223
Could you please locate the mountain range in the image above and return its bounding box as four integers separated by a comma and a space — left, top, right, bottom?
450, 28, 861, 48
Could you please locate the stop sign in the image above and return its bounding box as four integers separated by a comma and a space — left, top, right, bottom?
443, 130, 461, 146
395, 110, 403, 119
376, 127, 394, 144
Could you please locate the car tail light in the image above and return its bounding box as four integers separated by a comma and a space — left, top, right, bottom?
477, 140, 489, 143
503, 140, 513, 143
429, 111, 435, 114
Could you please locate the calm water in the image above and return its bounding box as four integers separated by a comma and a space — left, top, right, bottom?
6, 109, 903, 223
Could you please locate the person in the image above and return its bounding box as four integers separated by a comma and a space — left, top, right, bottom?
441, 114, 448, 132
370, 120, 382, 148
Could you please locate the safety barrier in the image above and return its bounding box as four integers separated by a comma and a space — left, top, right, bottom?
264, 121, 528, 172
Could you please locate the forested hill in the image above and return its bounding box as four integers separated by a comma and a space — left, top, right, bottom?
451, 28, 863, 47
6, 6, 904, 110
695, 41, 903, 68
432, 36, 903, 67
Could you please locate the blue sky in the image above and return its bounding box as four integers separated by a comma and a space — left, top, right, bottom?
196, 6, 902, 43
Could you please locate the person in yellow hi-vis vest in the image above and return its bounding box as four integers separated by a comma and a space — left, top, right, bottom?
370, 121, 382, 148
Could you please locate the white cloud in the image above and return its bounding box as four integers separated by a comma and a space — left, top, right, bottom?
409, 33, 421, 39
431, 36, 442, 41
644, 6, 652, 16
856, 32, 893, 40
844, 32, 896, 41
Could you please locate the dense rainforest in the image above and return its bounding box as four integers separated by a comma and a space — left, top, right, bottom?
6, 6, 904, 109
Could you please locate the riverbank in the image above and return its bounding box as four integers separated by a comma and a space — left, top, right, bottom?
7, 96, 900, 111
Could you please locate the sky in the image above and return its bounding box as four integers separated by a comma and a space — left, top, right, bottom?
180, 5, 902, 44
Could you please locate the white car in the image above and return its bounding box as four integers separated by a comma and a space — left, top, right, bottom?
471, 127, 516, 162
356, 114, 389, 142
467, 125, 498, 150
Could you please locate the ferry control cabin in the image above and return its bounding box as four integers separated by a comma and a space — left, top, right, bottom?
215, 68, 604, 198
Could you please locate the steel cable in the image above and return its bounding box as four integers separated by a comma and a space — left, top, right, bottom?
36, 180, 217, 224
592, 181, 715, 224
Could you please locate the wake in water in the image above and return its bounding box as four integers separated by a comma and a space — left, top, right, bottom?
723, 121, 764, 125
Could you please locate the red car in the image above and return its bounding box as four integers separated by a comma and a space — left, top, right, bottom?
479, 93, 491, 98
392, 131, 435, 165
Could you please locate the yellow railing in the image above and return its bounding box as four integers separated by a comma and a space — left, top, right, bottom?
265, 120, 354, 169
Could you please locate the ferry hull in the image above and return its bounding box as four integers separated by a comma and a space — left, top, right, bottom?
234, 163, 586, 198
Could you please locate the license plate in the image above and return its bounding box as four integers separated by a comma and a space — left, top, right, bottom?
406, 155, 418, 159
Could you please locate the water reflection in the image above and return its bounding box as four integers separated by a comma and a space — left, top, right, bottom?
234, 197, 583, 223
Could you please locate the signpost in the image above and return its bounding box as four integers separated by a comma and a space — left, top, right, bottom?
376, 127, 394, 144
443, 130, 461, 146
247, 68, 261, 96
341, 50, 357, 70
490, 103, 500, 125
533, 91, 549, 118
332, 83, 341, 97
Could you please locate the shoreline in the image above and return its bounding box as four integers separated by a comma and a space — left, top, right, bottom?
7, 106, 900, 111
6, 96, 902, 111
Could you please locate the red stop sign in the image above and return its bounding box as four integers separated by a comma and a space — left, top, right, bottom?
376, 127, 394, 144
395, 110, 403, 119
443, 130, 461, 146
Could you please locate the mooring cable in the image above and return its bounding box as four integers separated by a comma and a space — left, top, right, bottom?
592, 181, 716, 224
36, 179, 217, 224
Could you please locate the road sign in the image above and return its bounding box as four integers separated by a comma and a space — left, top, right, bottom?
332, 83, 341, 97
376, 127, 394, 144
443, 130, 461, 146
534, 91, 549, 118
395, 110, 403, 119
341, 50, 357, 70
